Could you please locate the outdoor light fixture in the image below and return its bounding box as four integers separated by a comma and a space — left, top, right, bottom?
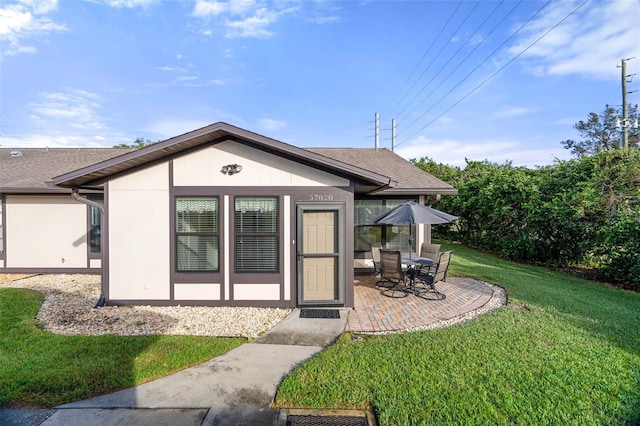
221, 164, 242, 175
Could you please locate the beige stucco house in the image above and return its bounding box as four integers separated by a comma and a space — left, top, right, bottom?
1, 123, 456, 308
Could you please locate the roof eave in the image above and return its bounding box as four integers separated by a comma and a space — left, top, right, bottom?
374, 187, 458, 196
0, 187, 102, 194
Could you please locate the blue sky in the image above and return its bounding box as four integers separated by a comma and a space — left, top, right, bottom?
1, 0, 638, 168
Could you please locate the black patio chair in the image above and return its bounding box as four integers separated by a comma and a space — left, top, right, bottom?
379, 249, 409, 298
414, 250, 452, 300
419, 242, 441, 274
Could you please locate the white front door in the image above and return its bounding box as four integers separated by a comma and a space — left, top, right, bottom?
297, 204, 344, 305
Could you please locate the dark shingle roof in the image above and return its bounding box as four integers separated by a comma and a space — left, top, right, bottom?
0, 148, 128, 192
306, 148, 456, 195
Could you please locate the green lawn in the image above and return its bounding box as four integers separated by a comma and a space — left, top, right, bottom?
275, 244, 640, 425
0, 288, 245, 408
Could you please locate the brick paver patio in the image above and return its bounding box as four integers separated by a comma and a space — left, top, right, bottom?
347, 274, 496, 334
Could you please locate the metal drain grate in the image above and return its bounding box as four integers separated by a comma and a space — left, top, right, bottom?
286, 415, 367, 426
299, 309, 340, 319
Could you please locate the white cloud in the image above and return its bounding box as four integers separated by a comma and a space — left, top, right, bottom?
2, 88, 134, 148
495, 106, 536, 118
192, 0, 258, 17
308, 16, 341, 25
258, 118, 286, 132
179, 77, 229, 87
103, 0, 158, 8
191, 0, 298, 39
0, 0, 67, 55
468, 33, 485, 47
394, 135, 572, 168
0, 133, 125, 148
436, 116, 454, 124
225, 7, 282, 38
510, 0, 640, 80
150, 75, 233, 88
155, 56, 234, 87
30, 89, 108, 130
192, 0, 228, 17
176, 75, 199, 82
20, 0, 57, 15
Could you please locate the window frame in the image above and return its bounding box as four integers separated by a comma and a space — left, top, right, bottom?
87, 195, 103, 257
175, 196, 220, 273
234, 196, 279, 274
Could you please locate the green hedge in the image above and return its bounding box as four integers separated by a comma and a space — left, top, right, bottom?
413, 149, 640, 287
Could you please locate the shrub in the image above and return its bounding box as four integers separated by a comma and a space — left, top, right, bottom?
412, 149, 640, 285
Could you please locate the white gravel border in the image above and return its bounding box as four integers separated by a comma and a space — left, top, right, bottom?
2, 274, 291, 338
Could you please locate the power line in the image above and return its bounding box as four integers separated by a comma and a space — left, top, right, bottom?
395, 0, 514, 126
396, 0, 590, 147
378, 1, 464, 124
391, 1, 484, 123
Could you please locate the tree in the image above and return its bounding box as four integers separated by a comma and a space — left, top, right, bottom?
561, 104, 639, 157
113, 137, 156, 149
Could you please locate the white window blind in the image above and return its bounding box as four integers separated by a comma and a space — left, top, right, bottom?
176, 197, 219, 271
235, 197, 278, 272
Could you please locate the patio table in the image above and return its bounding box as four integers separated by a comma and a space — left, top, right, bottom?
401, 257, 434, 293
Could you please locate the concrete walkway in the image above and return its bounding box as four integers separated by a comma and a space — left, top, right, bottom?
1, 309, 349, 426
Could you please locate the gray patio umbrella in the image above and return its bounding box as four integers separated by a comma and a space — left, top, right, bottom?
372, 201, 457, 225
372, 201, 457, 256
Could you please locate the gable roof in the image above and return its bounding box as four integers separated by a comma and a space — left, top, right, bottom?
51, 122, 397, 191
307, 148, 456, 195
0, 148, 127, 193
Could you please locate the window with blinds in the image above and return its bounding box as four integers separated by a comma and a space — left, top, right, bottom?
176, 197, 219, 272
235, 197, 278, 273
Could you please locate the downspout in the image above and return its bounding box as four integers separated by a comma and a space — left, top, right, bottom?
71, 189, 104, 213
71, 189, 106, 308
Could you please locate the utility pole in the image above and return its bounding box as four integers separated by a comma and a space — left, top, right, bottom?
621, 58, 629, 150
391, 118, 396, 152
619, 57, 637, 150
375, 112, 379, 150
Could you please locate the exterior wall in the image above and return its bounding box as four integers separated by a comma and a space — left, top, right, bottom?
174, 283, 220, 300
108, 162, 171, 300
173, 141, 349, 187
105, 142, 355, 308
4, 195, 89, 269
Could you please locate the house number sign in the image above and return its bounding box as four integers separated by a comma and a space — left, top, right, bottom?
308, 194, 334, 201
